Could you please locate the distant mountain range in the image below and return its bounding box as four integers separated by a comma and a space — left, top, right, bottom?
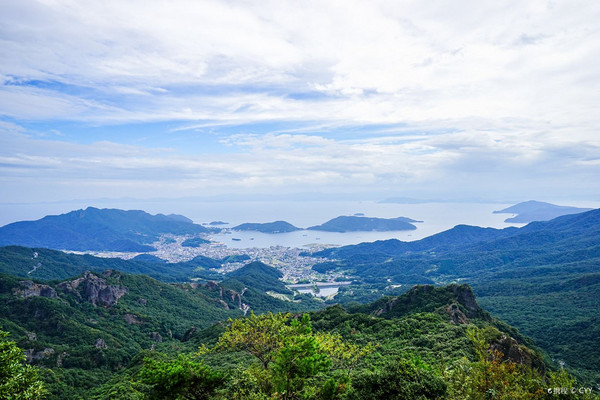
0, 207, 208, 252
494, 200, 593, 223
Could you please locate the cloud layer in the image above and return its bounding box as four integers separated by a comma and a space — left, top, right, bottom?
1, 0, 599, 202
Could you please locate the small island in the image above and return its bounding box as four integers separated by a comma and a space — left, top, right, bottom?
307, 215, 420, 232
232, 221, 301, 233
209, 221, 229, 226
494, 200, 593, 223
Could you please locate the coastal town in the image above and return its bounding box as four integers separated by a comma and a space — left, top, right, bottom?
71, 233, 340, 284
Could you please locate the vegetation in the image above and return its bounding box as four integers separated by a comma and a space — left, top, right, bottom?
313, 209, 600, 384
0, 330, 47, 399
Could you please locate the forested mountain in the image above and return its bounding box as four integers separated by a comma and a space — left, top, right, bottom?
0, 262, 323, 398
312, 209, 600, 383
0, 246, 221, 282
0, 207, 208, 252
3, 270, 577, 399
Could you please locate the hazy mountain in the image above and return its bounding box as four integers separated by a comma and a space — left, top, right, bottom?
307, 215, 420, 232
493, 200, 593, 223
0, 207, 208, 252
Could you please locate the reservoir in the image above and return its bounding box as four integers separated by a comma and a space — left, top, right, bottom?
287, 281, 351, 297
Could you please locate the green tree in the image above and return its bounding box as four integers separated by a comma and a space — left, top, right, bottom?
348, 356, 447, 400
270, 315, 332, 399
140, 354, 225, 400
209, 313, 372, 399
0, 330, 47, 400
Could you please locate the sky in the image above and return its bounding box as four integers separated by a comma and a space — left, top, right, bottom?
1, 0, 599, 209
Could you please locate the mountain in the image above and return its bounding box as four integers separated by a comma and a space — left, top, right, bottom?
311, 209, 600, 383
0, 207, 208, 252
1, 267, 554, 399
493, 200, 593, 223
92, 282, 553, 400
0, 260, 325, 398
0, 246, 222, 282
232, 220, 300, 233
307, 216, 420, 232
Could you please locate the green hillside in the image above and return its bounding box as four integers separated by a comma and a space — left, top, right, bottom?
311, 209, 600, 384
0, 262, 323, 399
89, 283, 586, 400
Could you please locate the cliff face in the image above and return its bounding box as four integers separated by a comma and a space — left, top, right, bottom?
57, 270, 128, 307
13, 281, 58, 299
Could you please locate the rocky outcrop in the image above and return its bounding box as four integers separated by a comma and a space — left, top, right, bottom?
149, 332, 162, 342
445, 303, 468, 324
14, 281, 57, 299
95, 338, 107, 349
25, 347, 55, 363
57, 271, 127, 307
490, 334, 545, 371
372, 284, 489, 322
124, 313, 142, 325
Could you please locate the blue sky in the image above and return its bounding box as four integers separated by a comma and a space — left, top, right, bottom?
1, 0, 599, 206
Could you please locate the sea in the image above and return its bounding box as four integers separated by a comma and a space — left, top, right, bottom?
5, 199, 597, 249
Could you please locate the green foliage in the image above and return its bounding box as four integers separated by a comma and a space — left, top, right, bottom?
140, 354, 225, 400
208, 312, 372, 399
0, 330, 47, 399
348, 356, 446, 400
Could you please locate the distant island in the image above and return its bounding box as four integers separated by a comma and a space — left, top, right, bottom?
307, 216, 420, 232
494, 200, 593, 223
209, 221, 229, 226
232, 221, 301, 233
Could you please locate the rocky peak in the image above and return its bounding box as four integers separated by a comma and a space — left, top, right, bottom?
57, 271, 128, 307
371, 283, 489, 322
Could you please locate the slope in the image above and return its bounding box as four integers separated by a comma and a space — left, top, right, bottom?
0, 207, 208, 252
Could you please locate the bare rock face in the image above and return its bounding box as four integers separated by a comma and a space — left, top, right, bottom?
124, 313, 142, 325
95, 338, 107, 349
25, 347, 55, 363
448, 284, 481, 318
149, 332, 163, 342
14, 281, 58, 299
490, 334, 545, 372
57, 271, 128, 307
56, 352, 68, 367
445, 303, 468, 324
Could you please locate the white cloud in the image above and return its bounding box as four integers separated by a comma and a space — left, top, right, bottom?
0, 0, 599, 202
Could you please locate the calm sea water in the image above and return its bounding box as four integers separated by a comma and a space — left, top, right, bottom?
1, 199, 598, 249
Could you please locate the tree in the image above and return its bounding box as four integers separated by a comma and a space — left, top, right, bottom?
140, 354, 225, 400
209, 313, 372, 399
0, 330, 47, 400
